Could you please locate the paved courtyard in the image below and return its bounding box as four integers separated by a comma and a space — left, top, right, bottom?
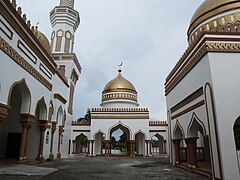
0, 154, 207, 180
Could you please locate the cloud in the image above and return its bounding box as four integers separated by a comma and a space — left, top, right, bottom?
16, 0, 204, 120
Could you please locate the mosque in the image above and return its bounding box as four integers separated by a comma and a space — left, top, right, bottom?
0, 0, 168, 162
0, 0, 81, 162
71, 67, 168, 157
165, 0, 240, 179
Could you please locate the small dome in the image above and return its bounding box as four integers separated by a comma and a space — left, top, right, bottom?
188, 0, 240, 36
37, 31, 51, 53
103, 70, 137, 94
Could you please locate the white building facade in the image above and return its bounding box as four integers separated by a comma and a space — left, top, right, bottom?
166, 0, 240, 179
71, 69, 168, 157
0, 0, 81, 162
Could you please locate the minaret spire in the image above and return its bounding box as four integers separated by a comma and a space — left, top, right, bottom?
60, 0, 75, 9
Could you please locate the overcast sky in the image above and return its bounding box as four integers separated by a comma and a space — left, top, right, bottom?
17, 0, 204, 120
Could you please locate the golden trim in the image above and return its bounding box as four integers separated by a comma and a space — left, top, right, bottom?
91, 108, 149, 112
54, 93, 67, 104
0, 18, 13, 39
204, 82, 223, 179
91, 115, 150, 119
165, 40, 240, 95
17, 40, 37, 64
149, 130, 166, 132
188, 1, 240, 37
102, 93, 137, 102
170, 87, 203, 113
171, 100, 205, 120
0, 36, 53, 90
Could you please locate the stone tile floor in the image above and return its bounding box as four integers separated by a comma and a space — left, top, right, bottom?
0, 154, 208, 180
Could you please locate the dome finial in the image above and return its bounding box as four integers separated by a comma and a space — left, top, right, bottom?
118, 62, 123, 73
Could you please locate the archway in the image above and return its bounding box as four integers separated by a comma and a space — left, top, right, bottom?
233, 116, 240, 168
135, 132, 145, 156
0, 79, 31, 159
187, 114, 211, 170
151, 134, 164, 155
27, 97, 47, 160
173, 122, 185, 164
94, 131, 105, 156
75, 134, 88, 154
110, 124, 130, 155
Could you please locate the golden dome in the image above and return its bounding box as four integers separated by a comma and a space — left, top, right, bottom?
103, 70, 137, 94
188, 0, 240, 35
37, 31, 51, 53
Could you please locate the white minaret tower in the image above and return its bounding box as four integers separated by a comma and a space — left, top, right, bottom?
50, 0, 81, 115
50, 0, 80, 54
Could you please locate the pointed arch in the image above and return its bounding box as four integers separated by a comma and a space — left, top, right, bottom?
134, 129, 147, 139
187, 112, 206, 137
108, 121, 132, 140
93, 129, 106, 140
173, 120, 185, 139
56, 106, 63, 125
35, 97, 47, 120
7, 78, 31, 113
48, 100, 54, 122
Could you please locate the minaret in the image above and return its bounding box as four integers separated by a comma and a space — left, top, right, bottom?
50, 0, 81, 115
50, 0, 80, 54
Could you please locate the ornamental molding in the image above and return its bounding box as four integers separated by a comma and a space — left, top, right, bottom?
0, 36, 53, 90
165, 39, 240, 95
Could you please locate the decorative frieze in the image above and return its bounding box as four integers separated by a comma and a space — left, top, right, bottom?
0, 36, 53, 90
102, 93, 137, 102
91, 108, 149, 112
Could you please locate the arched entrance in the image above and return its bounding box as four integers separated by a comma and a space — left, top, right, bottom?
110, 124, 130, 156
0, 79, 31, 160
151, 134, 165, 155
173, 121, 185, 164
27, 98, 48, 160
75, 134, 88, 154
94, 131, 105, 156
233, 116, 240, 168
135, 132, 145, 156
187, 115, 211, 170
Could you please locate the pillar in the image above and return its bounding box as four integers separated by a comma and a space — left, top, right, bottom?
203, 135, 211, 162
185, 137, 198, 168
49, 121, 57, 161
19, 113, 36, 161
104, 140, 110, 156
57, 126, 64, 159
172, 139, 181, 164
72, 140, 76, 153
0, 103, 10, 123
87, 140, 90, 154
129, 140, 135, 156
145, 140, 151, 157
88, 140, 94, 156
164, 140, 167, 154
38, 120, 48, 161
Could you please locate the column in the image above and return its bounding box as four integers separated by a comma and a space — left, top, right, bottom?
57, 126, 64, 159
72, 140, 76, 153
130, 140, 135, 157
172, 139, 181, 164
87, 140, 90, 155
49, 121, 57, 161
104, 140, 110, 156
185, 137, 198, 168
91, 140, 94, 156
145, 140, 150, 157
19, 114, 36, 161
38, 120, 48, 161
163, 140, 167, 154
0, 103, 10, 123
203, 135, 210, 162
